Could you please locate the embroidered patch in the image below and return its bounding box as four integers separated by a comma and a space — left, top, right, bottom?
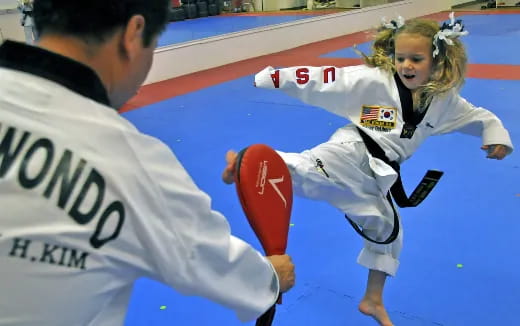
359, 105, 397, 132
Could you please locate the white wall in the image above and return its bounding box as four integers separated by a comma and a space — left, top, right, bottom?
0, 0, 17, 10
0, 8, 25, 43
145, 0, 452, 84
247, 0, 304, 11
0, 0, 25, 42
278, 0, 306, 9
498, 0, 518, 5
450, 0, 471, 6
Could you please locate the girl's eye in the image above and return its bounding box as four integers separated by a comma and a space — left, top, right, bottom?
396, 57, 404, 62
412, 58, 423, 63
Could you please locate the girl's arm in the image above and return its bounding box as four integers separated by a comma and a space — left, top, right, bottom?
254, 65, 374, 120
434, 93, 513, 158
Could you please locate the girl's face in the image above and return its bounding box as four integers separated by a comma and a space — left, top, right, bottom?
394, 33, 433, 91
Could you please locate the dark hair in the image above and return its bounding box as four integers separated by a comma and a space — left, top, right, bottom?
33, 0, 170, 47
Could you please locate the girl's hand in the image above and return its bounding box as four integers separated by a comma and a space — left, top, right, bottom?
222, 150, 238, 184
481, 144, 509, 160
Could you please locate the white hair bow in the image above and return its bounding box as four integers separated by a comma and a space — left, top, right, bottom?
433, 12, 469, 57
381, 15, 405, 31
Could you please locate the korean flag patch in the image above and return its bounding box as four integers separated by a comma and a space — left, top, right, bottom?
379, 108, 396, 122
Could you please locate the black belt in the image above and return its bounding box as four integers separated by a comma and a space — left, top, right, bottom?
344, 127, 443, 244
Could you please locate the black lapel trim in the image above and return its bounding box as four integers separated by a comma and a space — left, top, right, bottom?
394, 73, 414, 122
393, 73, 429, 138
0, 40, 111, 107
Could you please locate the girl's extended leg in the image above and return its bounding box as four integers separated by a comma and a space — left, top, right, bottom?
271, 130, 403, 325
24, 26, 34, 45
274, 137, 401, 325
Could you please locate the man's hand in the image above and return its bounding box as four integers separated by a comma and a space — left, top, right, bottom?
222, 150, 238, 184
267, 254, 295, 293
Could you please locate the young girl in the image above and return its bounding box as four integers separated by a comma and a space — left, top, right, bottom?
223, 13, 513, 325
18, 0, 36, 44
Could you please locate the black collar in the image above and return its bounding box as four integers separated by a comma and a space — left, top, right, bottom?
0, 40, 111, 107
394, 73, 429, 139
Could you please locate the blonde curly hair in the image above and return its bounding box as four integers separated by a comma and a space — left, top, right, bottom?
360, 18, 467, 111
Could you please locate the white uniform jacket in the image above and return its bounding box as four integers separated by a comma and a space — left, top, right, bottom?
18, 1, 34, 27
0, 41, 278, 326
255, 65, 514, 164
254, 65, 513, 276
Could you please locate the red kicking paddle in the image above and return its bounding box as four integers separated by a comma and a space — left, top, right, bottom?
233, 144, 293, 326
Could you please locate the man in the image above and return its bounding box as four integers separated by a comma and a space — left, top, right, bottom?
0, 0, 295, 325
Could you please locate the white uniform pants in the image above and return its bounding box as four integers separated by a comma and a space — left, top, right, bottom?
24, 26, 35, 45
277, 128, 402, 276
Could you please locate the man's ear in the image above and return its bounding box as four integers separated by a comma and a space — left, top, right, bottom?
119, 15, 146, 60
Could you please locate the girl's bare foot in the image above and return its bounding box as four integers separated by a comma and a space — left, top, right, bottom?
359, 296, 394, 326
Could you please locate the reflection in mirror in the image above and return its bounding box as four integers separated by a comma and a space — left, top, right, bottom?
157, 0, 404, 48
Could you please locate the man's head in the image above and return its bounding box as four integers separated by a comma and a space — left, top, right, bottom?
32, 0, 170, 108
33, 0, 169, 48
